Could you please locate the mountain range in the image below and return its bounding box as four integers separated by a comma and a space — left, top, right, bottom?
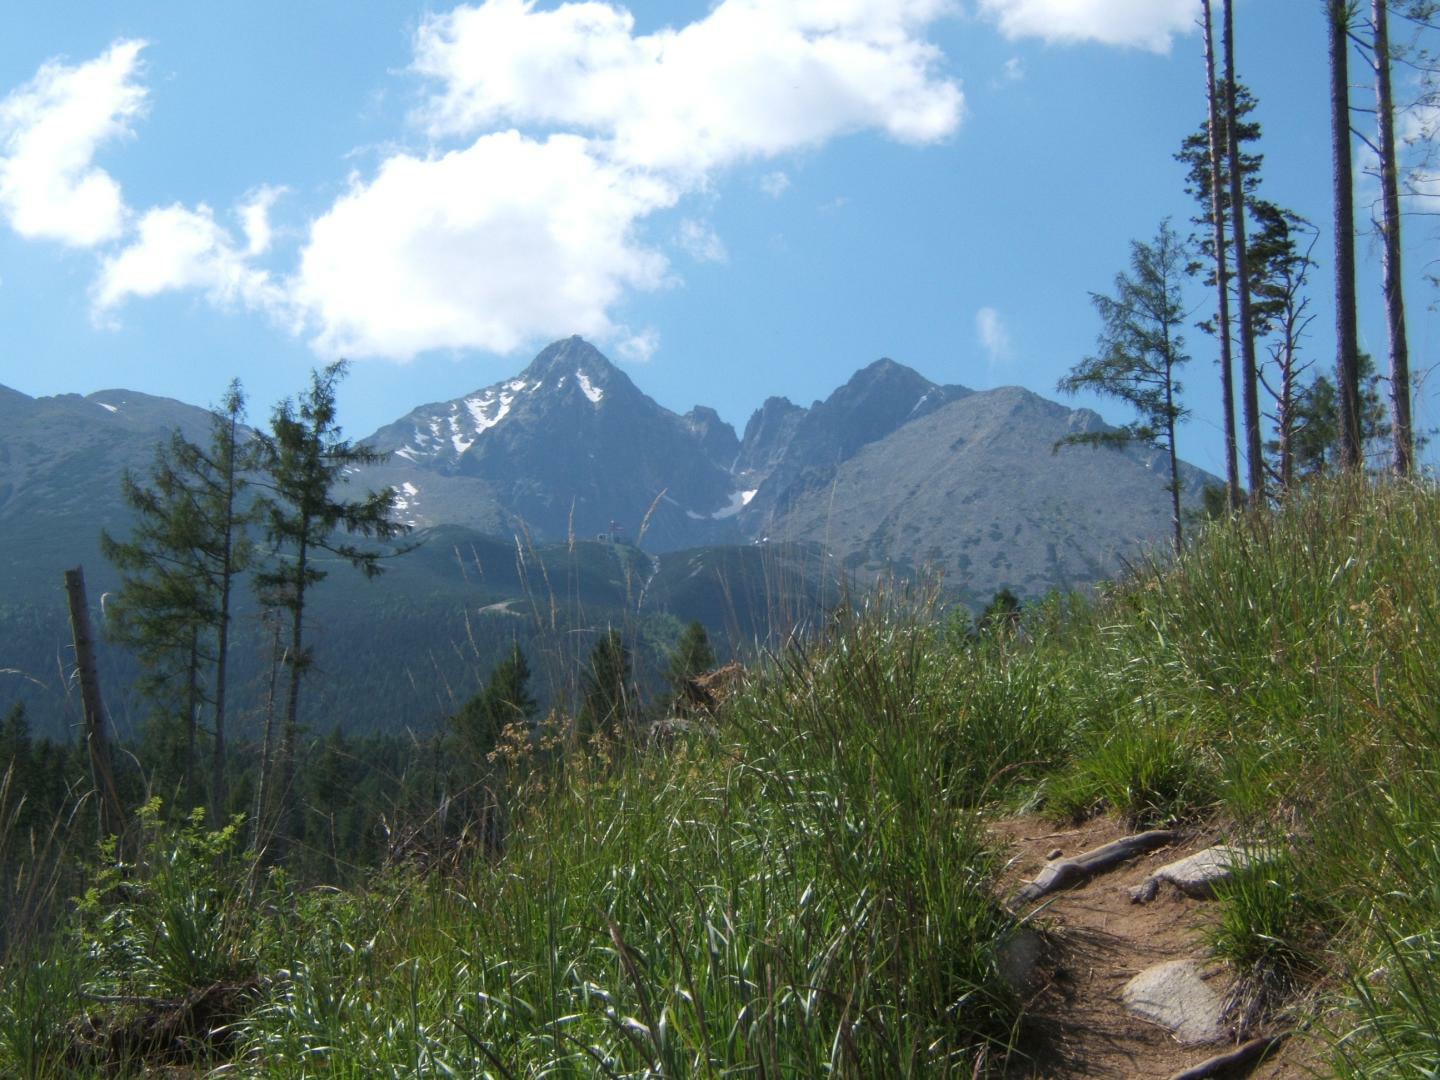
0, 337, 1213, 736
349, 336, 1211, 598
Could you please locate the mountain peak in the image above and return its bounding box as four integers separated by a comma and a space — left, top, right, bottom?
522, 336, 613, 379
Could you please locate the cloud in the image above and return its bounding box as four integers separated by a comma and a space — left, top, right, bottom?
1001, 57, 1025, 83
238, 185, 285, 256
978, 0, 1198, 53
0, 40, 147, 247
413, 0, 962, 176
93, 202, 284, 315
976, 305, 1012, 365
760, 170, 792, 198
14, 4, 967, 364
678, 219, 728, 263
616, 326, 660, 362
284, 0, 962, 361
289, 131, 675, 359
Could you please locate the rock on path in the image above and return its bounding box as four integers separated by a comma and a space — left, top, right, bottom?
1121, 959, 1230, 1045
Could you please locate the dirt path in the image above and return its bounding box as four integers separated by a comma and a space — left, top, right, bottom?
991, 816, 1320, 1079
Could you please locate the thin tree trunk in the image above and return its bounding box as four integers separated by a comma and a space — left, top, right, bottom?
212, 571, 231, 822
1166, 376, 1183, 553
64, 567, 125, 839
1330, 0, 1364, 469
1203, 0, 1242, 509
1222, 0, 1265, 504
1278, 337, 1298, 491
252, 614, 282, 853
211, 407, 240, 824
272, 533, 309, 865
185, 630, 200, 809
1373, 0, 1414, 474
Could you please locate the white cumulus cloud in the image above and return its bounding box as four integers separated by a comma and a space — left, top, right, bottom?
413, 0, 962, 176
10, 4, 968, 365
976, 305, 1012, 365
0, 40, 147, 247
290, 131, 676, 360
978, 0, 1198, 53
93, 202, 284, 315
284, 0, 962, 361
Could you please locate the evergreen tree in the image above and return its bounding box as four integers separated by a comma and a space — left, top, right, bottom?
664, 621, 715, 710
100, 383, 255, 814
579, 630, 633, 743
0, 703, 31, 816
251, 361, 410, 859
976, 589, 1022, 638
1289, 354, 1391, 478
1251, 205, 1320, 492
452, 644, 535, 766
1057, 221, 1191, 552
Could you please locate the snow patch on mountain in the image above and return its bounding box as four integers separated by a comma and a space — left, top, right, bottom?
687, 488, 758, 520
576, 371, 603, 403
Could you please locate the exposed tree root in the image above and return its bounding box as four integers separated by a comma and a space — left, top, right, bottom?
1167, 1033, 1288, 1080
1011, 829, 1186, 907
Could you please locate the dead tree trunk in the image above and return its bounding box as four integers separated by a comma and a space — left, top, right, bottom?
1330, 0, 1364, 469
1373, 0, 1414, 474
1222, 0, 1265, 504
64, 567, 125, 839
1203, 0, 1242, 510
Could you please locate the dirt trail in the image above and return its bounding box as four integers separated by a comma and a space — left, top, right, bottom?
991, 815, 1320, 1079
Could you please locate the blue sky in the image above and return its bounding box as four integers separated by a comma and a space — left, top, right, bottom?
1, 0, 1435, 478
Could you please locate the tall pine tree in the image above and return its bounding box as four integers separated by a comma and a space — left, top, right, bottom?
100, 383, 255, 815
251, 361, 409, 859
1057, 221, 1191, 552
579, 629, 633, 744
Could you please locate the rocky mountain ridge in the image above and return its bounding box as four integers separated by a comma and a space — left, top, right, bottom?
348, 336, 1211, 600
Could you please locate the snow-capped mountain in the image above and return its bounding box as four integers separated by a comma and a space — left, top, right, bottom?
358, 337, 743, 549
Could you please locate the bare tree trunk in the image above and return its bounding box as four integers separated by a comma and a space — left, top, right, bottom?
185, 630, 200, 809
64, 567, 124, 839
1373, 0, 1414, 474
1330, 0, 1364, 469
211, 405, 242, 824
251, 613, 283, 853
272, 534, 310, 866
1223, 0, 1265, 504
1204, 0, 1242, 510
1166, 384, 1183, 553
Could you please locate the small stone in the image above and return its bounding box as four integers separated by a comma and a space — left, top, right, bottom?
1046, 848, 1064, 860
1122, 959, 1227, 1045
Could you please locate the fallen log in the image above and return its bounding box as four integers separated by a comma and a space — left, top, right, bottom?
1011, 829, 1186, 906
1167, 1033, 1287, 1080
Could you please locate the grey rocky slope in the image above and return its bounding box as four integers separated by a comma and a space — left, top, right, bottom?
744, 384, 1212, 604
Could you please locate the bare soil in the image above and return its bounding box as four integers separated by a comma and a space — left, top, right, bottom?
990, 815, 1323, 1079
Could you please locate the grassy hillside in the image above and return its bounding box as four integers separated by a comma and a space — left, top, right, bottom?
1, 478, 1436, 1075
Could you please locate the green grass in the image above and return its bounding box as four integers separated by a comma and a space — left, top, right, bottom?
4, 476, 1440, 1076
